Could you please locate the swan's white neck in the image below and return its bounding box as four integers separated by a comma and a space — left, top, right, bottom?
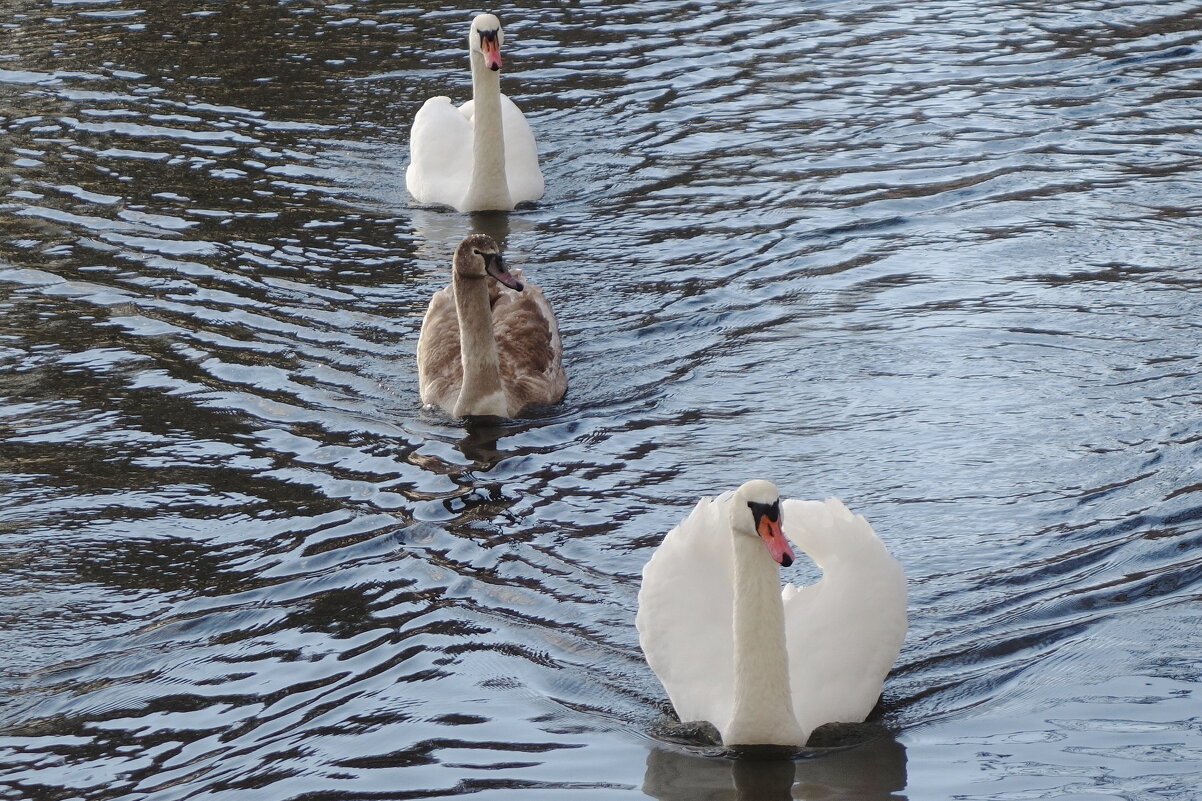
463, 51, 512, 211
451, 271, 507, 417
724, 532, 807, 746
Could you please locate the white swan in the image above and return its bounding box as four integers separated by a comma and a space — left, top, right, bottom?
406, 13, 544, 212
636, 480, 907, 746
417, 233, 565, 417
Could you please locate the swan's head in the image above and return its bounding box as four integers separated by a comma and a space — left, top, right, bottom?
470, 13, 504, 71
732, 480, 796, 567
454, 233, 523, 291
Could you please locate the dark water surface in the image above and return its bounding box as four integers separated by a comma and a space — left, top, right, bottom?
2, 1, 1201, 798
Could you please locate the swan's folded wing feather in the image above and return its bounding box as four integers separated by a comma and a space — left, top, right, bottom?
636, 493, 736, 733
406, 96, 473, 209
499, 93, 544, 204
416, 285, 463, 411
781, 498, 907, 730
491, 279, 566, 410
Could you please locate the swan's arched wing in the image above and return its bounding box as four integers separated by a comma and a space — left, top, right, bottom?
781, 498, 907, 732
636, 492, 736, 732
416, 285, 462, 411
498, 93, 544, 204
406, 96, 473, 209
491, 277, 566, 411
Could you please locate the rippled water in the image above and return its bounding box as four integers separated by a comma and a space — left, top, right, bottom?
2, 0, 1201, 798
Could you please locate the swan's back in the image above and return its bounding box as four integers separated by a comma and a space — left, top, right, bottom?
781, 498, 907, 731
636, 491, 738, 731
492, 93, 544, 204
408, 95, 543, 211
406, 97, 474, 210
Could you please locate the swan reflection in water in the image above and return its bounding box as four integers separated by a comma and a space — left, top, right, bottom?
405, 206, 529, 266
643, 736, 907, 801
454, 417, 508, 467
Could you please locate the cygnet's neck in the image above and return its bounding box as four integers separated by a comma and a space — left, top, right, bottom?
724, 533, 807, 746
464, 52, 511, 210
451, 271, 507, 417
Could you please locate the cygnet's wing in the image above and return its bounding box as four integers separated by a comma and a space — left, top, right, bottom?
490, 271, 566, 410
416, 284, 463, 411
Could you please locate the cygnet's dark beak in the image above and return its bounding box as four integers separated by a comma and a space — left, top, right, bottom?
484, 252, 523, 291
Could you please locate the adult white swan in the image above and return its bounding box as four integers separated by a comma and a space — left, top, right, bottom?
406, 13, 544, 212
636, 480, 907, 746
417, 233, 565, 417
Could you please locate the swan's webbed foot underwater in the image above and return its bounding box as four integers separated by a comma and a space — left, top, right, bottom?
649, 717, 723, 747
805, 720, 894, 749
648, 703, 894, 753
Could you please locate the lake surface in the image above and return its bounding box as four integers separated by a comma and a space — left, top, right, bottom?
2, 1, 1201, 798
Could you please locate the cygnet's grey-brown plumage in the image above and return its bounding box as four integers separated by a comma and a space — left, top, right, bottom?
417, 234, 565, 418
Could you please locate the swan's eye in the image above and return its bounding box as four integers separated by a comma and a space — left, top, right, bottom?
748, 501, 780, 522
474, 251, 504, 273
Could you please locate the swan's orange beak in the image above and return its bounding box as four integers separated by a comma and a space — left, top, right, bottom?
481, 34, 503, 71
757, 515, 795, 567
